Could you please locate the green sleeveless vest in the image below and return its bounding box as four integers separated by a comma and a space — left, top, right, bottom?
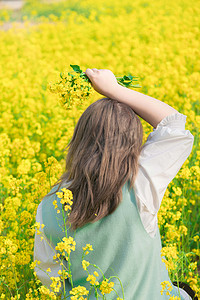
42, 182, 184, 300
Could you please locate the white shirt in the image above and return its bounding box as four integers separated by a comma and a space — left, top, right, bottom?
133, 112, 194, 238
34, 112, 194, 299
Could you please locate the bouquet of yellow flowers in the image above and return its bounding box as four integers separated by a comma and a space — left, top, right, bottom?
48, 64, 141, 109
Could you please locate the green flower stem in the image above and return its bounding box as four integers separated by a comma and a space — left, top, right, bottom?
88, 263, 105, 279
87, 286, 94, 300
82, 249, 89, 261
8, 253, 20, 300
175, 272, 181, 299
62, 205, 68, 239
95, 286, 98, 299
0, 279, 13, 298
62, 263, 66, 300
108, 275, 125, 300
67, 256, 73, 289
61, 207, 74, 289
112, 287, 122, 299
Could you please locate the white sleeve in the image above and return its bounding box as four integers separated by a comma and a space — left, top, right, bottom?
34, 202, 71, 294
134, 112, 194, 236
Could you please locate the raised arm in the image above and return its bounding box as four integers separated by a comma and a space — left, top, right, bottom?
85, 68, 178, 128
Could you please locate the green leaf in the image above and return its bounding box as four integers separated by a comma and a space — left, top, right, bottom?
123, 75, 132, 81
131, 84, 142, 88
80, 73, 91, 83
70, 64, 82, 73
127, 75, 134, 80
124, 83, 132, 87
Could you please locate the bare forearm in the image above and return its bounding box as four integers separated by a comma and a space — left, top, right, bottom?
85, 68, 178, 128
108, 85, 178, 128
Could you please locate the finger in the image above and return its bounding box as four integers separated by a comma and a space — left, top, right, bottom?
85, 68, 94, 77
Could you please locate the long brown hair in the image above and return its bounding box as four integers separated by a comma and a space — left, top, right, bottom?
49, 98, 143, 230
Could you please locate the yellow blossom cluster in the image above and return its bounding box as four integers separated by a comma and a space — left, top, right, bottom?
86, 274, 99, 286
50, 277, 62, 293
99, 279, 115, 295
160, 281, 181, 299
161, 245, 179, 271
39, 285, 57, 300
48, 71, 93, 109
69, 285, 89, 300
82, 260, 90, 271
56, 187, 73, 213
0, 0, 199, 298
160, 281, 173, 295
82, 244, 93, 255
55, 236, 76, 260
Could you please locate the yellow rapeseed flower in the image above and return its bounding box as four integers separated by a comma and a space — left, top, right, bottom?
100, 279, 114, 295
82, 260, 90, 271
86, 274, 99, 286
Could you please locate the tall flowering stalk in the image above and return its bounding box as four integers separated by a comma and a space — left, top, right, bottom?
33, 188, 125, 300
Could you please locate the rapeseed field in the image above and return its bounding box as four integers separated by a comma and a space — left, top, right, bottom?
0, 0, 199, 299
